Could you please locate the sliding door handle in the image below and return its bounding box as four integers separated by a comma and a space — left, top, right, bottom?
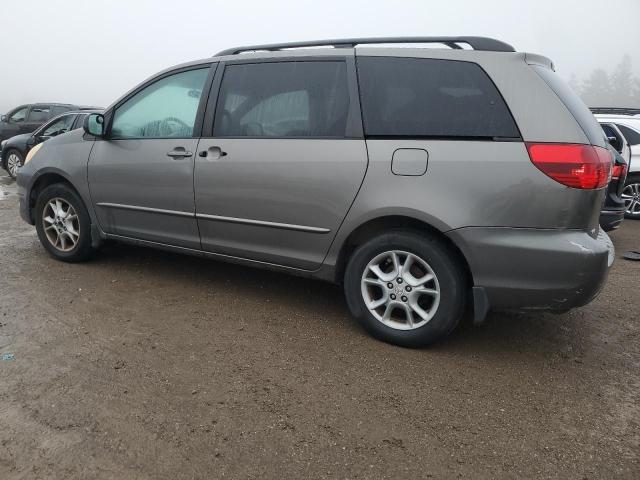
199, 146, 227, 159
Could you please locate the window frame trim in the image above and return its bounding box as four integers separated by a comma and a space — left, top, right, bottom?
101, 63, 217, 141
201, 56, 364, 140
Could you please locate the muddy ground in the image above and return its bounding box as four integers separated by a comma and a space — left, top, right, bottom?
0, 174, 638, 479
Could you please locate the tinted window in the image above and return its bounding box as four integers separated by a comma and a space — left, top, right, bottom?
616, 124, 640, 146
28, 105, 51, 122
532, 66, 605, 146
111, 68, 209, 139
214, 62, 349, 137
8, 107, 28, 123
357, 57, 519, 139
41, 115, 77, 137
52, 105, 72, 116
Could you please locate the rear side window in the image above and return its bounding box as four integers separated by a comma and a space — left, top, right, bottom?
213, 62, 350, 137
616, 124, 640, 146
356, 57, 519, 139
52, 105, 72, 116
28, 105, 51, 122
532, 66, 605, 146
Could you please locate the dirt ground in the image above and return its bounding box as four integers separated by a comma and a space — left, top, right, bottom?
0, 174, 638, 480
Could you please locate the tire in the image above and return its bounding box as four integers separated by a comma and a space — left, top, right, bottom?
344, 230, 467, 348
622, 174, 640, 219
4, 149, 23, 179
34, 183, 94, 262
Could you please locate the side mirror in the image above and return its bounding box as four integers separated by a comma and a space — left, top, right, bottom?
84, 113, 106, 137
607, 135, 622, 153
26, 136, 36, 146
0, 115, 6, 122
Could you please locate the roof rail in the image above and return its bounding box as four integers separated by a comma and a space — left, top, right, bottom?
590, 107, 640, 116
215, 36, 515, 56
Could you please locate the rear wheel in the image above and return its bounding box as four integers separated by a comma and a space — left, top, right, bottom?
344, 230, 467, 347
35, 183, 94, 262
622, 174, 640, 219
4, 150, 23, 179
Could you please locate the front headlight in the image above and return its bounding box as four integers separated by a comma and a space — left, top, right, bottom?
24, 142, 43, 165
0, 140, 6, 149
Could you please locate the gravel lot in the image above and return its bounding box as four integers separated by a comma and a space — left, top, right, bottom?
0, 174, 638, 479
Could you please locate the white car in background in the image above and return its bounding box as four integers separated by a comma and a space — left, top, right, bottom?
594, 109, 640, 219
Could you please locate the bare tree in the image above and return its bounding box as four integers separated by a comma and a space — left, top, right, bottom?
568, 73, 580, 94
580, 69, 612, 107
611, 55, 634, 105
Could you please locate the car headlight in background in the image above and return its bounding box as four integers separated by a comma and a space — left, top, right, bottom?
24, 143, 43, 165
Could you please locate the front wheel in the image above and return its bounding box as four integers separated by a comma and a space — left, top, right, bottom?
35, 183, 94, 262
622, 174, 640, 219
4, 150, 23, 179
344, 230, 468, 348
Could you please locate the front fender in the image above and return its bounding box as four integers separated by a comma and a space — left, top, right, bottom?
17, 129, 98, 228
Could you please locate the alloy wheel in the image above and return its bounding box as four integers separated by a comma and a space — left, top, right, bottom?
6, 153, 20, 178
622, 182, 640, 217
42, 198, 80, 252
361, 250, 440, 330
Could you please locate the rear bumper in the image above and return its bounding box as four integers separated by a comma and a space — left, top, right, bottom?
448, 227, 613, 312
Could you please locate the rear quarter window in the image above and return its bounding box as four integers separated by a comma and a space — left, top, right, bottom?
356, 56, 520, 139
532, 66, 605, 146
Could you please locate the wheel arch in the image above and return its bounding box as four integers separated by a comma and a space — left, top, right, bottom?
333, 214, 473, 286
27, 169, 83, 224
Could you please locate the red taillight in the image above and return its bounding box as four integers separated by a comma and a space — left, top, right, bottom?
612, 163, 627, 181
526, 143, 612, 189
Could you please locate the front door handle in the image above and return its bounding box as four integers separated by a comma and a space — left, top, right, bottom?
167, 149, 193, 159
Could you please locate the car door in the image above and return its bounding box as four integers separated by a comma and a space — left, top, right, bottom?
1, 106, 29, 140
601, 123, 629, 162
615, 123, 640, 172
194, 58, 367, 270
88, 65, 214, 249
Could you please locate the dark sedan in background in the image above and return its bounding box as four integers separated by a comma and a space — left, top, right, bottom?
0, 103, 99, 143
1, 110, 100, 178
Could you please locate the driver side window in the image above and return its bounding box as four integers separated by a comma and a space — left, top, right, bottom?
111, 68, 209, 139
9, 107, 28, 123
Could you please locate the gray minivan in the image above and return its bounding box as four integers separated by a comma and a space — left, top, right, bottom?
16, 37, 615, 347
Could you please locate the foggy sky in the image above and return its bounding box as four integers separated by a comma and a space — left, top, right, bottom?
1, 0, 639, 113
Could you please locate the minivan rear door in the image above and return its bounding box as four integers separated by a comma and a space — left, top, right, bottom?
194, 57, 367, 270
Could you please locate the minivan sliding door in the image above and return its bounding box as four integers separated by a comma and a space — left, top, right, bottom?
194, 58, 367, 270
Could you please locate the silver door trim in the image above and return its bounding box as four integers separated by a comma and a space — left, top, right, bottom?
96, 202, 194, 218
195, 213, 331, 234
